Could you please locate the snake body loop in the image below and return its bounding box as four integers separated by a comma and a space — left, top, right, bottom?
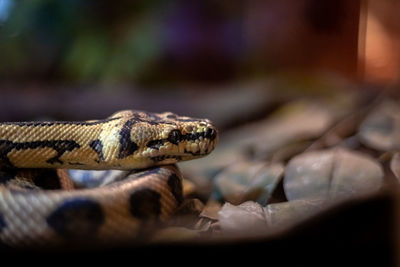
0, 110, 217, 247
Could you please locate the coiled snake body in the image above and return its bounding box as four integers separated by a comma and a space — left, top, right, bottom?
0, 110, 217, 247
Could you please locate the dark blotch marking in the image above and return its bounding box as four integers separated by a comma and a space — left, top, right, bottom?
0, 140, 80, 166
146, 139, 166, 150
130, 188, 161, 220
68, 162, 84, 165
118, 119, 139, 159
44, 141, 81, 164
184, 132, 203, 142
167, 174, 183, 204
0, 212, 6, 233
46, 198, 104, 238
185, 127, 217, 141
89, 139, 104, 162
147, 127, 202, 151
0, 140, 15, 167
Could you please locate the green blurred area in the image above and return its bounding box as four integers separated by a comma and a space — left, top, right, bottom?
0, 0, 363, 87
0, 0, 243, 85
0, 1, 168, 83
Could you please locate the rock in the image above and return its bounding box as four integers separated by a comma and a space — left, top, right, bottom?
179, 99, 338, 184
284, 148, 384, 201
270, 141, 312, 163
390, 152, 400, 180
284, 151, 333, 200
200, 200, 222, 221
265, 198, 327, 229
218, 201, 269, 237
214, 161, 284, 205
248, 100, 335, 159
193, 218, 214, 232
359, 100, 400, 151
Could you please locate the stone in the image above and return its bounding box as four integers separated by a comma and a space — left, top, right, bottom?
248, 100, 335, 159
214, 160, 284, 205
359, 100, 400, 151
200, 200, 222, 221
218, 201, 269, 237
265, 198, 327, 229
284, 148, 384, 201
390, 152, 400, 180
179, 99, 339, 191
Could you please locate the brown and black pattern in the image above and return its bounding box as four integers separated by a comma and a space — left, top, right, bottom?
117, 118, 139, 159
145, 128, 217, 150
0, 139, 80, 167
89, 139, 104, 162
0, 109, 217, 169
0, 110, 217, 246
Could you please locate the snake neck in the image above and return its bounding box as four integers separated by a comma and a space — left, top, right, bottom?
0, 118, 122, 169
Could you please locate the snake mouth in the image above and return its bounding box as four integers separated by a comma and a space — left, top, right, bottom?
143, 126, 218, 160
147, 138, 217, 164
179, 126, 218, 156
181, 137, 218, 156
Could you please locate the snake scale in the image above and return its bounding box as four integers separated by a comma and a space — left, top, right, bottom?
0, 110, 217, 247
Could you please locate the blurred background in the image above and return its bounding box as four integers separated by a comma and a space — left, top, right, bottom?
0, 0, 398, 126
1, 1, 400, 261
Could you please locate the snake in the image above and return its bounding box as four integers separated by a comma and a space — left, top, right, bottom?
0, 110, 218, 247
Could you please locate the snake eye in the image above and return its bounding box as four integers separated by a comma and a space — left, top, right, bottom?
168, 129, 181, 144
204, 127, 216, 140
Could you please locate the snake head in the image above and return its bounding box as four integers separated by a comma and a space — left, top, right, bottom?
126, 111, 218, 165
